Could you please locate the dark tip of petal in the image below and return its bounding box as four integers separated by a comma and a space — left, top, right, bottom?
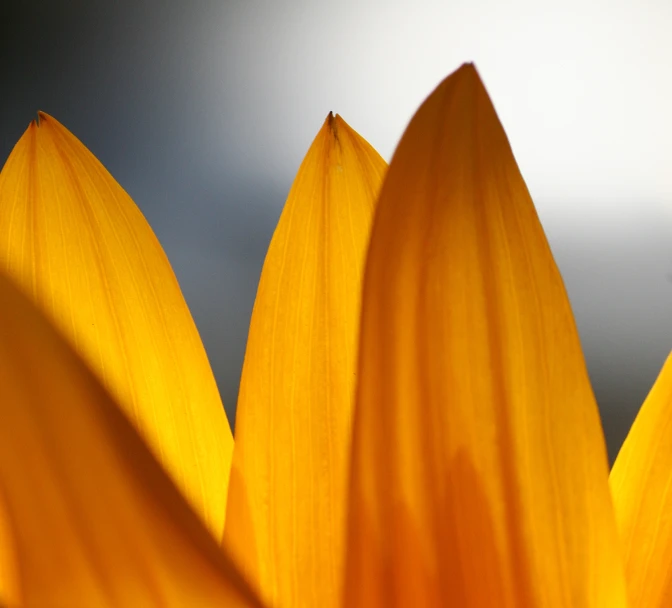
33, 111, 51, 127
326, 111, 341, 141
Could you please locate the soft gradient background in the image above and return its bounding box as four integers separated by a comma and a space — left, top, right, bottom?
2, 0, 671, 461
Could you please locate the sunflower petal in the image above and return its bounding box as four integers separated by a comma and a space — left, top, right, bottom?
343, 64, 628, 607
0, 114, 232, 538
224, 113, 386, 607
610, 352, 672, 607
0, 272, 263, 608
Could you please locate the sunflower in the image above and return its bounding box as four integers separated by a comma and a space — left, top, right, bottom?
0, 63, 668, 608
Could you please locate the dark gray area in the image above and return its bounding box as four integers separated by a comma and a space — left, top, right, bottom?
1, 1, 282, 421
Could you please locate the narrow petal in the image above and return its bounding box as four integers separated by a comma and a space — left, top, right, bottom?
343, 64, 628, 607
224, 113, 386, 607
610, 352, 672, 607
0, 114, 232, 538
0, 272, 263, 607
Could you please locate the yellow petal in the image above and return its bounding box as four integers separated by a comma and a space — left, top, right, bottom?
610, 352, 672, 607
224, 113, 386, 607
343, 64, 628, 607
0, 113, 232, 539
0, 272, 263, 608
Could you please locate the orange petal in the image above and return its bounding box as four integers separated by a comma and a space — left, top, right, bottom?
610, 352, 672, 607
0, 113, 232, 539
224, 113, 386, 607
0, 272, 263, 608
343, 64, 629, 607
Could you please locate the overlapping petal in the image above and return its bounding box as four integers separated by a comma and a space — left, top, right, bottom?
343, 64, 629, 607
610, 352, 672, 607
0, 271, 262, 608
0, 114, 232, 539
225, 113, 386, 607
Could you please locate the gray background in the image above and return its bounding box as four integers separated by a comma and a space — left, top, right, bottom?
2, 0, 671, 462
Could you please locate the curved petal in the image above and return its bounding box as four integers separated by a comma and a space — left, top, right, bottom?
224, 113, 386, 607
0, 114, 232, 538
0, 272, 263, 608
610, 352, 672, 607
343, 64, 628, 607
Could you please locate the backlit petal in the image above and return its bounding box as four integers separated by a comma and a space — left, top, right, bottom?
610, 352, 672, 607
0, 114, 232, 538
224, 113, 386, 607
0, 272, 263, 608
343, 64, 628, 607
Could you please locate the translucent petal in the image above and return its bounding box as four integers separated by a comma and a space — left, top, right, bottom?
0, 114, 232, 538
610, 352, 672, 607
224, 113, 386, 607
0, 271, 262, 607
343, 64, 628, 608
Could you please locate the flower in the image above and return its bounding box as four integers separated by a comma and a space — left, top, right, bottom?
0, 63, 670, 607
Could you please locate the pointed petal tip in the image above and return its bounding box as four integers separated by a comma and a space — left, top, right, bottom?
430, 63, 483, 98
323, 111, 344, 141
447, 62, 481, 88
324, 112, 354, 141
31, 111, 51, 129
325, 110, 339, 132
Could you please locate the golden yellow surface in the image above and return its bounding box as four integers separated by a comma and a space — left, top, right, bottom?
224, 113, 386, 608
611, 352, 672, 607
0, 272, 262, 607
343, 64, 629, 607
0, 114, 233, 540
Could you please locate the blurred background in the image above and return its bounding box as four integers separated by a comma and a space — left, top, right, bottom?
2, 0, 671, 461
